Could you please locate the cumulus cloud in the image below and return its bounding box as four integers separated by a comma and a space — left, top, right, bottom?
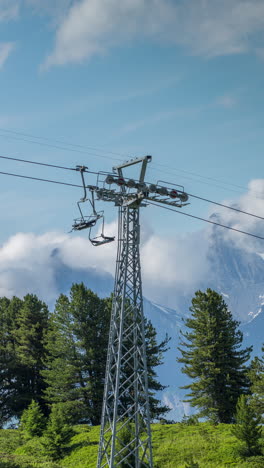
0, 220, 210, 310
0, 42, 15, 69
141, 229, 210, 306
0, 180, 263, 309
41, 0, 264, 68
208, 179, 264, 252
0, 226, 117, 304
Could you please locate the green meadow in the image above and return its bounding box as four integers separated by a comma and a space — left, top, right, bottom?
1, 423, 263, 468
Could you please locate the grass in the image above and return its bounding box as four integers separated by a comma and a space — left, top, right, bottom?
0, 423, 263, 468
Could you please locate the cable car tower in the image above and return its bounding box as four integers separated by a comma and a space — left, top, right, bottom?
72, 156, 189, 468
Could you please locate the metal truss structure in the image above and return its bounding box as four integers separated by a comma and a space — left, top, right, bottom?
72, 156, 189, 468
97, 205, 152, 467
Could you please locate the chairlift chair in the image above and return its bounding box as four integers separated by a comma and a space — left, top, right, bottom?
89, 215, 115, 246
72, 173, 102, 231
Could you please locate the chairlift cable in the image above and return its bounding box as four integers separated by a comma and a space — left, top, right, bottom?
186, 192, 264, 221
0, 126, 257, 197
0, 132, 122, 162
151, 162, 251, 194
0, 169, 263, 240
0, 154, 99, 175
0, 155, 264, 222
147, 201, 264, 241
0, 154, 77, 171
0, 126, 128, 159
0, 170, 82, 188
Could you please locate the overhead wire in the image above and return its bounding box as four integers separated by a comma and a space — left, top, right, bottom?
0, 132, 123, 163
0, 152, 264, 222
0, 154, 99, 175
0, 170, 82, 188
0, 168, 263, 241
147, 201, 264, 241
0, 126, 258, 197
148, 166, 258, 198
186, 192, 264, 221
0, 126, 128, 158
151, 161, 251, 194
0, 154, 77, 172
0, 130, 245, 195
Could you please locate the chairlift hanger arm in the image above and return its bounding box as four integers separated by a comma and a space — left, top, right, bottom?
76, 165, 88, 201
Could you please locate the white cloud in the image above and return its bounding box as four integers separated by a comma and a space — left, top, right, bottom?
0, 227, 117, 303
207, 179, 264, 252
0, 220, 210, 310
0, 180, 263, 309
42, 0, 264, 68
141, 229, 210, 307
0, 42, 15, 69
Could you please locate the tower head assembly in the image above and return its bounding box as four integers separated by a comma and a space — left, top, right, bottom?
71, 156, 189, 245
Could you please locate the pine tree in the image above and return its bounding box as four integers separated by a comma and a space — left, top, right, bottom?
248, 347, 264, 422
178, 289, 252, 423
43, 284, 170, 425
20, 400, 46, 438
42, 403, 74, 460
143, 319, 170, 420
0, 295, 49, 426
232, 394, 262, 456
0, 296, 22, 426
13, 294, 49, 415
42, 284, 111, 425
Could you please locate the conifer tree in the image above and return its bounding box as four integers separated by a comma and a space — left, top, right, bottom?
232, 394, 262, 456
0, 295, 49, 425
0, 296, 22, 426
42, 284, 111, 425
248, 346, 264, 422
42, 403, 74, 460
20, 400, 46, 438
142, 319, 170, 420
13, 295, 49, 409
43, 283, 169, 425
178, 289, 252, 423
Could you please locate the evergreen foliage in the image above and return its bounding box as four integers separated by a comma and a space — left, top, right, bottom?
115, 422, 136, 467
0, 284, 169, 427
232, 394, 262, 457
42, 284, 111, 425
42, 284, 169, 425
248, 346, 264, 422
144, 320, 170, 420
42, 404, 74, 460
0, 295, 49, 426
178, 289, 252, 423
20, 400, 46, 439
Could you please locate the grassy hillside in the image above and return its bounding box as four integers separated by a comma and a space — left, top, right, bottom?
0, 423, 263, 468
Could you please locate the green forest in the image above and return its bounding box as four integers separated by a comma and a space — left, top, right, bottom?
0, 286, 263, 467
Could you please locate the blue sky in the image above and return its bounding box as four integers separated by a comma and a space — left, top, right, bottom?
0, 1, 264, 304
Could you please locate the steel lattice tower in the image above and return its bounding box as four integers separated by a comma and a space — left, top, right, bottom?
72, 156, 189, 468
97, 204, 152, 467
